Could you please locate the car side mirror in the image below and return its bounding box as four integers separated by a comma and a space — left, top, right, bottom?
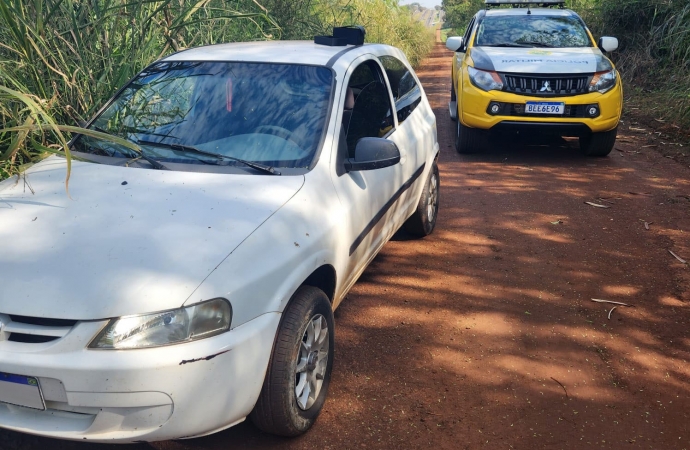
345, 137, 400, 172
598, 36, 618, 53
446, 36, 464, 52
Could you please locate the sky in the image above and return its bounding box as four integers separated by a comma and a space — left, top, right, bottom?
399, 0, 441, 9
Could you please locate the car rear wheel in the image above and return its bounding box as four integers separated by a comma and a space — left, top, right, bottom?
250, 286, 334, 436
456, 121, 485, 154
579, 126, 617, 157
404, 161, 439, 237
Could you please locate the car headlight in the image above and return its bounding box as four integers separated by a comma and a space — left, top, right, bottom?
589, 70, 617, 94
89, 298, 232, 349
468, 66, 504, 92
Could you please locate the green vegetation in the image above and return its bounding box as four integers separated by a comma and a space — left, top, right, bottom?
576, 0, 690, 126
441, 0, 690, 128
0, 0, 434, 180
440, 27, 453, 42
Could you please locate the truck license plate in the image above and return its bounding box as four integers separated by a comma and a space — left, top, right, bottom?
525, 102, 565, 115
0, 372, 45, 410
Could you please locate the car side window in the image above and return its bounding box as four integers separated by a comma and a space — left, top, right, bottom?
380, 55, 422, 125
343, 61, 395, 158
462, 17, 476, 51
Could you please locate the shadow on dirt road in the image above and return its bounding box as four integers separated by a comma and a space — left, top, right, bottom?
2, 43, 689, 450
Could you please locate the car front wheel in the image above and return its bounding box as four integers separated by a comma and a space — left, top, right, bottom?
250, 286, 334, 436
579, 126, 618, 157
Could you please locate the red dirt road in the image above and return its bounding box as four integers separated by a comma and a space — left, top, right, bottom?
2, 44, 689, 450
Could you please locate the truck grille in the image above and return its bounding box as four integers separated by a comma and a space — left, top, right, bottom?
2, 315, 77, 343
503, 74, 591, 96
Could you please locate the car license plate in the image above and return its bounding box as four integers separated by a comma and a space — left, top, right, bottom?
0, 372, 45, 410
525, 102, 565, 115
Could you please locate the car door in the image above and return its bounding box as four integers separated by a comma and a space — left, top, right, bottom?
330, 56, 409, 293
378, 51, 435, 215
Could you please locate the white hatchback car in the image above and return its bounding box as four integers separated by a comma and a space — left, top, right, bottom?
0, 29, 439, 442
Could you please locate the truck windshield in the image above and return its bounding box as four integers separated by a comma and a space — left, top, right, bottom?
476, 15, 592, 48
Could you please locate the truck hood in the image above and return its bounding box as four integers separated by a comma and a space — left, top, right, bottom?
470, 46, 613, 74
0, 157, 304, 320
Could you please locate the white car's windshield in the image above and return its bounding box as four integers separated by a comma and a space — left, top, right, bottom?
75, 62, 333, 169
476, 15, 592, 48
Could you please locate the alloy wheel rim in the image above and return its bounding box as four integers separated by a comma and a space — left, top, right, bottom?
427, 171, 438, 222
294, 314, 329, 410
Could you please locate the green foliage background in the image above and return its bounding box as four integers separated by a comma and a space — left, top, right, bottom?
0, 0, 433, 180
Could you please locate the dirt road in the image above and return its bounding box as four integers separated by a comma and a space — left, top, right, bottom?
2, 44, 689, 450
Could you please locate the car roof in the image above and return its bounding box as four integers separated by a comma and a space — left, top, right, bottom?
484, 8, 578, 17
163, 41, 380, 66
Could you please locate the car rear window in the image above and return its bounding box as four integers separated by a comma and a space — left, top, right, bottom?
476, 15, 592, 48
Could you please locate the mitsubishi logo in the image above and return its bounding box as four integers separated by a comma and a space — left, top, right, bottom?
540, 81, 552, 92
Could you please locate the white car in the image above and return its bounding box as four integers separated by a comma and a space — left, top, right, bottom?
0, 29, 439, 443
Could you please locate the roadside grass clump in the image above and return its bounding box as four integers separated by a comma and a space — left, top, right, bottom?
572, 0, 690, 126
0, 0, 278, 181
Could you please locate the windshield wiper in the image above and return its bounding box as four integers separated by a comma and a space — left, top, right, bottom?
487, 43, 532, 48
516, 41, 555, 48
90, 127, 169, 170
137, 139, 281, 175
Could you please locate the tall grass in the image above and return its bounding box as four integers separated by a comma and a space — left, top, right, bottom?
0, 0, 279, 180
261, 0, 435, 67
0, 0, 435, 181
572, 0, 690, 125
318, 0, 435, 67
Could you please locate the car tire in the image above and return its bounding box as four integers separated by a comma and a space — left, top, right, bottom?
250, 286, 334, 436
456, 121, 485, 154
579, 126, 617, 157
404, 162, 439, 237
450, 83, 456, 102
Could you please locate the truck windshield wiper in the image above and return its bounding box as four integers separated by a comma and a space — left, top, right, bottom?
517, 41, 555, 48
487, 43, 532, 48
137, 140, 281, 175
90, 127, 169, 170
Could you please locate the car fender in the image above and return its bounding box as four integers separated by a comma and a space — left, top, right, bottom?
183, 167, 341, 329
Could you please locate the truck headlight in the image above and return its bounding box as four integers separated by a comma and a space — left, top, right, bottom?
89, 298, 232, 349
589, 70, 617, 94
468, 66, 504, 92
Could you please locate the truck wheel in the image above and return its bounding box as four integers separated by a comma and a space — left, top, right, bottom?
456, 121, 485, 154
580, 126, 617, 157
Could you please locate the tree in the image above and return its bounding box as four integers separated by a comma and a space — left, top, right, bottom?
441, 0, 483, 33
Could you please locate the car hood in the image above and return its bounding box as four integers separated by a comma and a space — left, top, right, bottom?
0, 157, 304, 320
470, 46, 612, 74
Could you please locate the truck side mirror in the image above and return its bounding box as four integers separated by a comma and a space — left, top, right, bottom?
446, 36, 464, 52
598, 36, 618, 52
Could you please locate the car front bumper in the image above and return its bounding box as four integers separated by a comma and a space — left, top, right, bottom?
458, 75, 623, 134
0, 312, 280, 443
